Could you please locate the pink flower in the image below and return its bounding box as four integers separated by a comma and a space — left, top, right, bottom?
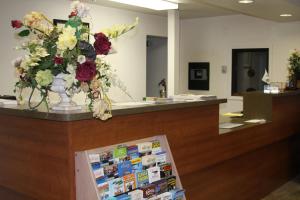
76, 60, 97, 82
11, 20, 23, 29
54, 56, 64, 65
94, 33, 111, 55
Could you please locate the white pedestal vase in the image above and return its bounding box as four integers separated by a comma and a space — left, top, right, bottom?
51, 73, 81, 111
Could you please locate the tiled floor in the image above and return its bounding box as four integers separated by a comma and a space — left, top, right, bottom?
262, 177, 300, 200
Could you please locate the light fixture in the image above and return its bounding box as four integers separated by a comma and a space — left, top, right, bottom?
109, 0, 178, 10
280, 14, 292, 17
238, 0, 254, 4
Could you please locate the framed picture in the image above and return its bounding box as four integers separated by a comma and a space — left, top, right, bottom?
53, 19, 90, 40
188, 62, 210, 90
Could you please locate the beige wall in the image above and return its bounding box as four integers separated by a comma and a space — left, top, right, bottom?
180, 15, 300, 112
0, 0, 167, 103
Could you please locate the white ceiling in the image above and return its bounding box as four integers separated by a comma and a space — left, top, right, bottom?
85, 0, 300, 22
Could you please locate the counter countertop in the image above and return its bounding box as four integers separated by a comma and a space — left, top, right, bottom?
219, 115, 270, 135
0, 99, 227, 122
243, 89, 300, 97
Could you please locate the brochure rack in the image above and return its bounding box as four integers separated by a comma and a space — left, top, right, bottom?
75, 135, 185, 200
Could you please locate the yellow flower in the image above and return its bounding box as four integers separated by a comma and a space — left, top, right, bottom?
80, 33, 89, 41
101, 17, 139, 39
20, 57, 36, 70
57, 26, 77, 51
35, 70, 53, 87
34, 46, 49, 58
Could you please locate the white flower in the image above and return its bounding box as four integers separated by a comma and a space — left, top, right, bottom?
77, 55, 86, 64
71, 1, 80, 10
92, 99, 112, 120
67, 64, 76, 74
23, 11, 43, 27
64, 74, 77, 89
71, 1, 90, 18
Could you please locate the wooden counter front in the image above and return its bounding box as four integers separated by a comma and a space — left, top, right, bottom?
0, 93, 299, 200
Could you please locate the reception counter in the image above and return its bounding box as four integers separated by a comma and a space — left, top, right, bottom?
0, 92, 299, 200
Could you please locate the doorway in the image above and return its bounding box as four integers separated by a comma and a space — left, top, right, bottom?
232, 48, 269, 96
146, 35, 168, 97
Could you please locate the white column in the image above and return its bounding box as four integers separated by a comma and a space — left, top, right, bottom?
167, 10, 180, 97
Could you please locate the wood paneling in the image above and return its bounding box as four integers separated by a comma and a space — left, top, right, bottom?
0, 186, 35, 200
0, 116, 74, 200
182, 136, 300, 200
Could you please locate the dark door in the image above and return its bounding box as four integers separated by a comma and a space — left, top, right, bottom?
232, 48, 269, 95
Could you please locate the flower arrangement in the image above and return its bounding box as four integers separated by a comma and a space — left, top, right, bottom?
288, 49, 300, 80
11, 1, 138, 120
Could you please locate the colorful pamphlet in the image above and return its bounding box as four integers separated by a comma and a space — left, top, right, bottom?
147, 166, 161, 183
151, 140, 162, 154
128, 189, 143, 200
113, 146, 128, 161
96, 177, 106, 185
104, 164, 118, 178
154, 179, 168, 195
159, 163, 172, 178
136, 170, 149, 187
142, 155, 156, 167
109, 178, 125, 197
157, 192, 172, 200
141, 184, 156, 198
127, 145, 139, 160
97, 182, 110, 200
167, 176, 176, 191
91, 162, 101, 171
123, 173, 137, 192
117, 160, 132, 177
131, 157, 143, 174
89, 153, 100, 163
100, 151, 113, 164
170, 189, 185, 200
156, 151, 167, 165
93, 167, 105, 179
138, 142, 153, 154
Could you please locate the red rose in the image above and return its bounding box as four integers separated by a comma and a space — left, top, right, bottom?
94, 33, 111, 55
11, 20, 23, 29
69, 11, 77, 18
76, 60, 97, 82
54, 56, 64, 65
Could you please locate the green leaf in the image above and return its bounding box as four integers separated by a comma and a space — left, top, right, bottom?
18, 29, 30, 37
65, 17, 82, 29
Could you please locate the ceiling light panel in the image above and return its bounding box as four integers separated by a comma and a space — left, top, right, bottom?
280, 14, 292, 17
109, 0, 178, 10
238, 0, 254, 4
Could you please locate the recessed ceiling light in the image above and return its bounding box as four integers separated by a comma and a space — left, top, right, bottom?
280, 14, 292, 17
109, 0, 178, 10
238, 0, 254, 4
